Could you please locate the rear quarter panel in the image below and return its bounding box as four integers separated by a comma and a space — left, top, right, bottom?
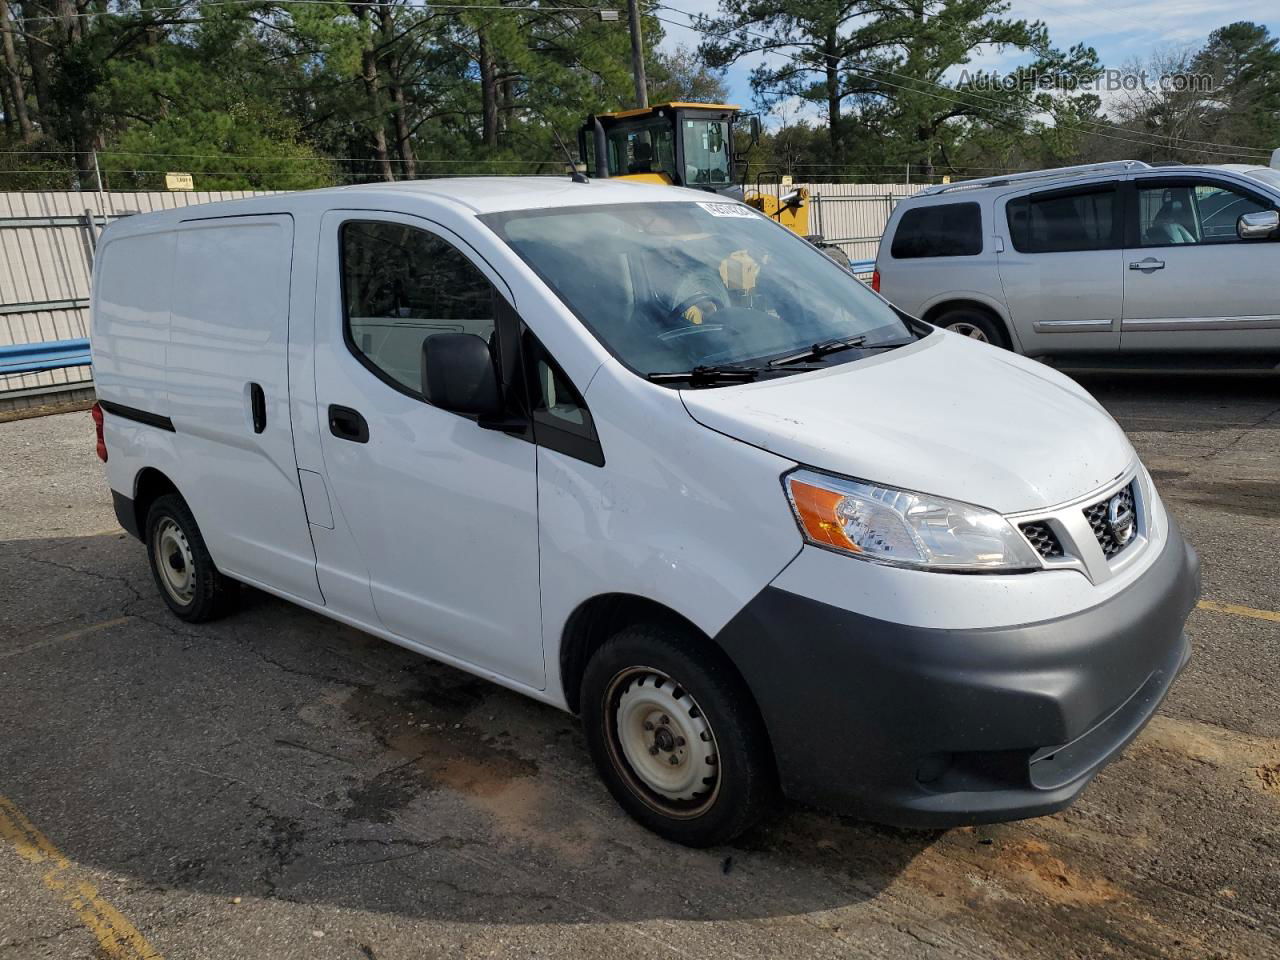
875, 198, 1016, 346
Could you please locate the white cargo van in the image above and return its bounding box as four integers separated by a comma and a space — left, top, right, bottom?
91, 178, 1200, 846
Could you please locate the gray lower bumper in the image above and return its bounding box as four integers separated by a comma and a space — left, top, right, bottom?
714, 519, 1201, 828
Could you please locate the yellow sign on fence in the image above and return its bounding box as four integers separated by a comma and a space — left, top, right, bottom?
164, 172, 194, 191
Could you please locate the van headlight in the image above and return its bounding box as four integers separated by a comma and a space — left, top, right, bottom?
785, 469, 1041, 571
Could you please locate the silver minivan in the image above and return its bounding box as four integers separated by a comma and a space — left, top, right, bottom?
874, 159, 1280, 357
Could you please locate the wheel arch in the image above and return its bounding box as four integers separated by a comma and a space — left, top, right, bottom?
558, 593, 759, 719
921, 297, 1018, 350
130, 466, 181, 536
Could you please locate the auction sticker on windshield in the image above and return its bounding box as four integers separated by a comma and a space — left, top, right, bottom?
697, 202, 757, 218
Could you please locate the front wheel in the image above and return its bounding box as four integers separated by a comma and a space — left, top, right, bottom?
581, 623, 777, 846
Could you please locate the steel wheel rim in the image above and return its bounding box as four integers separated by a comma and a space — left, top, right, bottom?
603, 666, 721, 819
153, 517, 195, 605
947, 321, 990, 342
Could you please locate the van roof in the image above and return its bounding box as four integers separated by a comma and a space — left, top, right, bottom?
111, 177, 722, 228
334, 176, 725, 213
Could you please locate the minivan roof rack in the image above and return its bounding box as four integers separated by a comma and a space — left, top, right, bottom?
918, 160, 1151, 196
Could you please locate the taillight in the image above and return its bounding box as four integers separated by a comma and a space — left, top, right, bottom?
871, 269, 881, 293
91, 401, 107, 462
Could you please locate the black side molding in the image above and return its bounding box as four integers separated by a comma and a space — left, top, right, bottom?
99, 400, 176, 432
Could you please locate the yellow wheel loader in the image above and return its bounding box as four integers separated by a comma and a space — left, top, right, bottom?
578, 102, 812, 238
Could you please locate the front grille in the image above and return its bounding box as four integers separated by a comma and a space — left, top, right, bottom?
1082, 482, 1136, 559
1019, 521, 1064, 559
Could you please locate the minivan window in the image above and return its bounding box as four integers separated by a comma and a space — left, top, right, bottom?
1007, 186, 1117, 253
482, 202, 913, 379
341, 221, 497, 395
890, 202, 982, 259
1135, 181, 1273, 246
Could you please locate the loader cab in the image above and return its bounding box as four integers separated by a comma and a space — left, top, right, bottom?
579, 103, 747, 193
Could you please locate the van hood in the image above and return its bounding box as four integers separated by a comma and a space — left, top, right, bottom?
679, 331, 1135, 514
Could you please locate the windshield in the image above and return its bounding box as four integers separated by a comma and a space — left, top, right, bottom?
683, 120, 731, 185
483, 201, 912, 379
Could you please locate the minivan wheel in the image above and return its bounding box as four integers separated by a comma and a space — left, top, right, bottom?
145, 493, 238, 622
935, 307, 1008, 348
581, 623, 777, 847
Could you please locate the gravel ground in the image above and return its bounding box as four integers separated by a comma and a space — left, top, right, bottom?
0, 372, 1277, 960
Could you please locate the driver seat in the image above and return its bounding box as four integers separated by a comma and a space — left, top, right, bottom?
629, 142, 654, 174
1145, 199, 1196, 245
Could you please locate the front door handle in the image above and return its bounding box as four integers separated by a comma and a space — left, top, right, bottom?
328, 405, 369, 443
1129, 258, 1166, 271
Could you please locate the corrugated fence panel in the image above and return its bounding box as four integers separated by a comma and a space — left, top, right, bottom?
800, 184, 925, 261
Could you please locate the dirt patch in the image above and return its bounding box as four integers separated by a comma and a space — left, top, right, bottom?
902, 832, 1120, 908
1256, 763, 1280, 794
340, 681, 538, 825
1136, 715, 1280, 799
992, 838, 1119, 906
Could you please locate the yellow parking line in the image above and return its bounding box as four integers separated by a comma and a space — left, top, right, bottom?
0, 616, 133, 661
1198, 600, 1280, 624
0, 795, 163, 960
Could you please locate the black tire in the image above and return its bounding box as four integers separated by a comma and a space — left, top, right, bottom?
934, 307, 1009, 348
145, 493, 238, 622
581, 622, 777, 847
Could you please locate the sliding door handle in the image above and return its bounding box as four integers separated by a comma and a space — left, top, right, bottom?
249, 383, 266, 433
1128, 258, 1165, 271
328, 405, 369, 443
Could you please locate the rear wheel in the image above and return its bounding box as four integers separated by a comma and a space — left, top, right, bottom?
581, 623, 777, 847
145, 493, 238, 622
935, 307, 1009, 348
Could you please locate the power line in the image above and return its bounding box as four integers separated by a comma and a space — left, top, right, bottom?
8, 0, 619, 24
653, 3, 1272, 161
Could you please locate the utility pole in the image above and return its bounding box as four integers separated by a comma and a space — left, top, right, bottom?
627, 0, 648, 108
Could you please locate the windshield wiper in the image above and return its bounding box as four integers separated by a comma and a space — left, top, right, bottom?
647, 365, 762, 386
769, 335, 868, 367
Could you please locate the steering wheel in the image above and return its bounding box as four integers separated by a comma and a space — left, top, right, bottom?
666, 290, 728, 328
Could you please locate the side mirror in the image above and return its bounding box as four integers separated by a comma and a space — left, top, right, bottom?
420, 333, 502, 417
749, 115, 762, 144
1237, 210, 1279, 240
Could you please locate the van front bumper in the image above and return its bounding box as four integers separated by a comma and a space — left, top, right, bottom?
714, 519, 1200, 828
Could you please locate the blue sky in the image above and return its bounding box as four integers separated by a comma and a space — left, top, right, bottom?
653, 0, 1280, 126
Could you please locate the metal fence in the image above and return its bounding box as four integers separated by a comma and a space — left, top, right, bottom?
0, 183, 912, 412
800, 183, 923, 262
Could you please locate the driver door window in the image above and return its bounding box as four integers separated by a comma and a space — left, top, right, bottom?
1135, 181, 1272, 247
341, 220, 497, 395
